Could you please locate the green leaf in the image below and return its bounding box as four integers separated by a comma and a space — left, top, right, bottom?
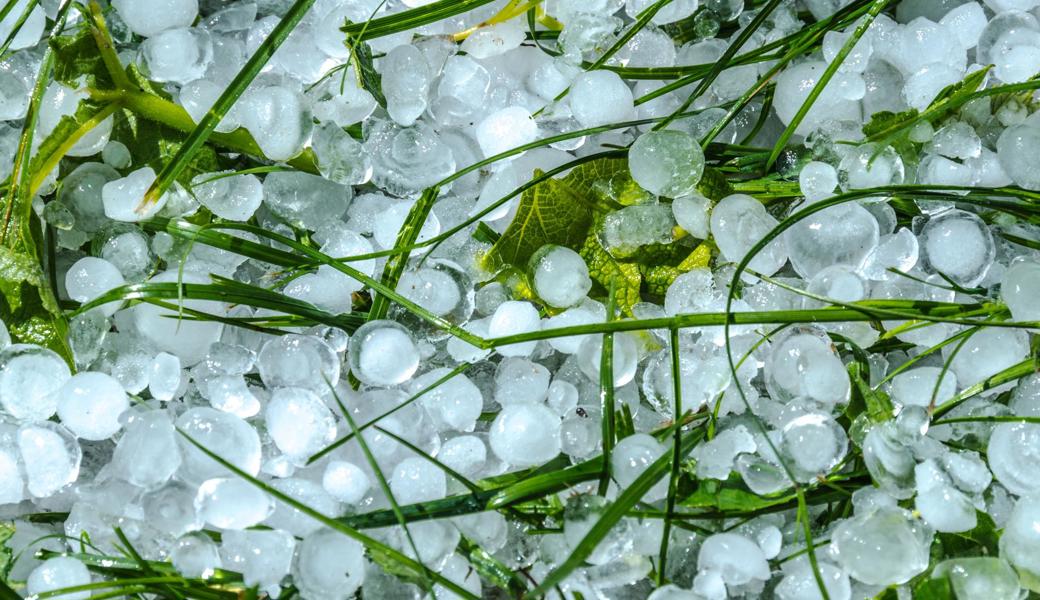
696, 166, 734, 202
579, 231, 642, 315
49, 22, 110, 89
847, 361, 894, 424
912, 576, 954, 600
484, 158, 629, 269
0, 521, 14, 580
934, 511, 1000, 559
109, 108, 221, 187
681, 479, 792, 512
458, 537, 529, 596
348, 38, 387, 108
0, 244, 70, 361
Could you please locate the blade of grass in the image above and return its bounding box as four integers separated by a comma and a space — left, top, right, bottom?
656, 327, 684, 585
597, 284, 618, 496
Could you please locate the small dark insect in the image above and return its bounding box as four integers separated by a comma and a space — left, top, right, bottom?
576, 407, 588, 418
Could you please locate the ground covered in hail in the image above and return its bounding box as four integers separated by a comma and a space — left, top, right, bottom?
1, 0, 1040, 599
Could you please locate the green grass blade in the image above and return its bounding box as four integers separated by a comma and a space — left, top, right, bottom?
597, 285, 617, 496
340, 0, 500, 40
656, 327, 684, 585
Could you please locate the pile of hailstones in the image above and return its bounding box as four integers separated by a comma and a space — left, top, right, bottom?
3, 0, 1040, 599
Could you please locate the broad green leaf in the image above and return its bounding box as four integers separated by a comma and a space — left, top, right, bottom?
847, 361, 893, 424
484, 158, 628, 271
348, 38, 387, 108
49, 23, 110, 89
0, 245, 70, 361
0, 521, 14, 580
458, 537, 528, 595
579, 232, 642, 315
912, 576, 954, 600
934, 512, 999, 559
641, 243, 712, 297
696, 166, 734, 202
681, 479, 793, 512
109, 108, 222, 188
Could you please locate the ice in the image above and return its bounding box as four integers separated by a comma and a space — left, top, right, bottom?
798, 161, 838, 203
27, 557, 91, 600
860, 227, 919, 281
293, 528, 366, 600
889, 367, 957, 408
495, 358, 550, 406
194, 477, 272, 531
628, 130, 705, 198
263, 171, 350, 231
932, 557, 1021, 600
664, 268, 719, 315
348, 320, 420, 386
438, 435, 487, 477
787, 203, 880, 277
55, 372, 128, 441
564, 494, 633, 564
775, 560, 851, 600
611, 433, 668, 500
367, 121, 456, 199
398, 268, 462, 317
0, 0, 44, 50
381, 44, 431, 127
529, 245, 592, 309
938, 2, 987, 50
998, 495, 1040, 579
0, 343, 69, 422
264, 478, 339, 536
110, 409, 181, 489
697, 533, 771, 586
476, 106, 539, 158
949, 327, 1029, 387
919, 209, 995, 287
691, 425, 756, 480
432, 55, 490, 125
405, 368, 481, 432
987, 422, 1040, 496
139, 27, 213, 84
1002, 259, 1040, 321
175, 407, 261, 484
308, 75, 378, 127
257, 334, 339, 396
322, 460, 370, 505
568, 70, 635, 128
112, 0, 197, 37
914, 459, 977, 533
0, 441, 21, 503
64, 256, 124, 316
265, 387, 336, 463
780, 411, 848, 482
172, 533, 222, 578
390, 457, 446, 504
599, 204, 675, 257
192, 172, 263, 221
133, 271, 224, 365
765, 327, 850, 405
997, 124, 1040, 190
711, 193, 788, 276
648, 584, 699, 600
38, 83, 113, 157
220, 529, 296, 593
672, 193, 710, 239
99, 228, 153, 281
148, 352, 182, 402
831, 507, 931, 586
626, 0, 698, 24
489, 402, 561, 467
179, 79, 242, 133
312, 122, 373, 186
102, 167, 173, 222
143, 481, 202, 536
577, 332, 640, 387
774, 61, 861, 135
239, 85, 312, 161
488, 300, 541, 357
547, 379, 579, 415
17, 421, 80, 497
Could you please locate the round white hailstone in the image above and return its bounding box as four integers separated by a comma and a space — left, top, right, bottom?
774, 561, 851, 600
1003, 260, 1040, 321
664, 267, 718, 315
64, 258, 124, 316
531, 245, 592, 308
0, 0, 44, 51
17, 422, 80, 498
390, 457, 446, 504
576, 332, 640, 388
171, 533, 221, 578
889, 367, 957, 408
798, 161, 838, 202
460, 18, 526, 58
939, 2, 988, 51
697, 533, 771, 586
150, 352, 181, 402
195, 477, 274, 529
672, 193, 710, 239
239, 86, 312, 162
830, 508, 932, 586
322, 461, 370, 504
710, 193, 788, 276
139, 27, 213, 85
766, 329, 850, 405
780, 412, 848, 481
785, 203, 879, 278
1000, 495, 1040, 578
920, 209, 995, 287
951, 327, 1030, 389
489, 402, 562, 467
265, 387, 336, 463
488, 301, 541, 357
39, 83, 113, 157
409, 367, 483, 431
546, 380, 580, 415
175, 407, 262, 484
192, 173, 263, 221
27, 557, 91, 600
647, 584, 700, 600
774, 61, 861, 135
101, 167, 168, 222
494, 358, 551, 406
112, 0, 197, 37
903, 63, 965, 110
348, 320, 420, 386
56, 372, 129, 441
0, 445, 22, 504
988, 423, 1040, 496
257, 334, 340, 394
476, 106, 538, 158
439, 435, 487, 478
133, 270, 224, 366
397, 268, 461, 317
292, 528, 366, 600
628, 130, 705, 198
371, 200, 441, 250
568, 70, 634, 128
381, 44, 431, 127
543, 306, 599, 354
998, 124, 1040, 190
611, 433, 668, 499
0, 344, 71, 421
